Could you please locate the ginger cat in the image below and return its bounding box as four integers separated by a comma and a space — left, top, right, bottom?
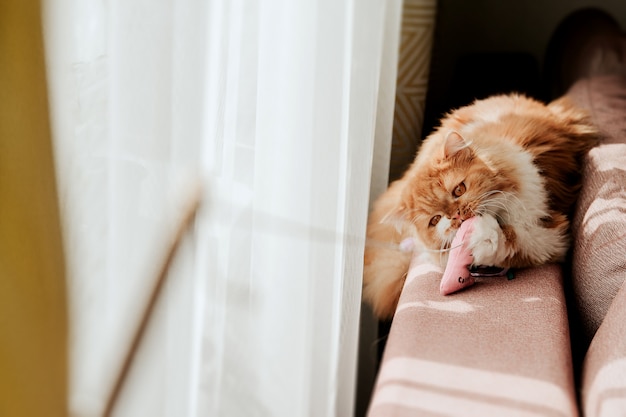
363, 94, 598, 319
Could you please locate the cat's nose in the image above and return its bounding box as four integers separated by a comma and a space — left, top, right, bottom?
450, 210, 463, 228
452, 208, 470, 222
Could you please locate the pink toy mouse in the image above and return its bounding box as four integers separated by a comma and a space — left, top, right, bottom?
440, 217, 477, 295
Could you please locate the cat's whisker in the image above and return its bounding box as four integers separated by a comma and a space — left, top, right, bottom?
476, 206, 507, 224
481, 200, 507, 212
475, 191, 509, 219
439, 240, 445, 265
476, 190, 508, 202
488, 190, 527, 212
479, 205, 505, 218
436, 230, 457, 266
379, 211, 394, 224
482, 202, 509, 217
476, 209, 494, 219
476, 190, 524, 221
403, 207, 424, 216
498, 189, 524, 204
425, 241, 461, 252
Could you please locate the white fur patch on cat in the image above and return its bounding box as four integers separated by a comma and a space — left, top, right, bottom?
468, 214, 508, 266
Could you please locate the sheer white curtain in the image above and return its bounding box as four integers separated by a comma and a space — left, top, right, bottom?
43, 0, 400, 416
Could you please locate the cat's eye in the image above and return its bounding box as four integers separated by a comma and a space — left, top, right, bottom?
453, 182, 466, 198
429, 215, 441, 227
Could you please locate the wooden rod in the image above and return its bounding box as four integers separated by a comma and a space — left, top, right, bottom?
102, 187, 202, 417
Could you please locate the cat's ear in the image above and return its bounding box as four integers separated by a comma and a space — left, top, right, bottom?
443, 131, 471, 159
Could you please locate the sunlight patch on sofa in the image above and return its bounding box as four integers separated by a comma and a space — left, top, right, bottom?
372, 357, 576, 417
397, 299, 477, 313
584, 357, 626, 417
405, 261, 443, 284
590, 144, 626, 173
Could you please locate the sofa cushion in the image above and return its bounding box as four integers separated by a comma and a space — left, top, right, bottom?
367, 255, 578, 416
581, 280, 626, 416
566, 74, 626, 347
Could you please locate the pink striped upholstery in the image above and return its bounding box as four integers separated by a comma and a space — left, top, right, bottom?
568, 75, 626, 348
367, 257, 578, 416
568, 74, 626, 417
582, 282, 626, 417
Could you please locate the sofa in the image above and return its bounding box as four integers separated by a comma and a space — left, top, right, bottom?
367, 11, 626, 417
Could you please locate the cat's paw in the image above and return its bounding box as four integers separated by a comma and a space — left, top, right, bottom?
468, 215, 506, 266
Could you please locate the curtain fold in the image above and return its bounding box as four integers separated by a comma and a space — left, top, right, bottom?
43, 1, 400, 415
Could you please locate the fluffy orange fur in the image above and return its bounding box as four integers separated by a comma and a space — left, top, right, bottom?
363, 94, 598, 319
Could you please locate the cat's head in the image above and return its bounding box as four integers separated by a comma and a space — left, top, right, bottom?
393, 131, 518, 252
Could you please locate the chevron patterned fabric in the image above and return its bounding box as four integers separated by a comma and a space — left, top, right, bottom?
389, 0, 437, 182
